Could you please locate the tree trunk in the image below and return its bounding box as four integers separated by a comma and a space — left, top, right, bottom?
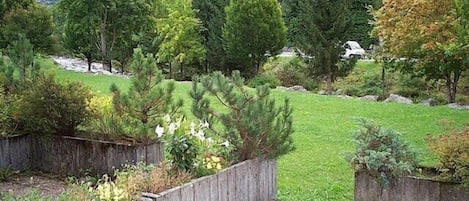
326, 64, 334, 94
180, 62, 184, 80
169, 61, 173, 79
381, 65, 386, 98
86, 55, 92, 72
445, 71, 461, 103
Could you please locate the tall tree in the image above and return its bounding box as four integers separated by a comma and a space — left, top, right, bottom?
349, 0, 381, 48
374, 0, 469, 103
193, 0, 229, 73
1, 4, 55, 53
223, 0, 287, 78
0, 0, 35, 20
157, 0, 205, 80
58, 0, 99, 71
286, 0, 354, 93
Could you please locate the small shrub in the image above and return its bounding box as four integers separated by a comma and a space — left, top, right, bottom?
113, 162, 193, 198
345, 119, 417, 187
264, 57, 308, 87
18, 73, 92, 135
427, 125, 469, 189
248, 74, 280, 89
191, 71, 294, 161
0, 168, 13, 181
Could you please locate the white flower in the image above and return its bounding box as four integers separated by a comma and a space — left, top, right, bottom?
164, 114, 171, 123
221, 140, 230, 147
168, 123, 177, 134
155, 125, 164, 138
206, 137, 214, 143
201, 121, 210, 129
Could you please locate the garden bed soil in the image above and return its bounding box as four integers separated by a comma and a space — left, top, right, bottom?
0, 172, 68, 198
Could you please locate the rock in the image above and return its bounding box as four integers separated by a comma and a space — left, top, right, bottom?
421, 98, 437, 106
318, 90, 327, 95
384, 94, 413, 104
287, 85, 308, 92
359, 95, 378, 102
276, 86, 288, 91
334, 89, 344, 95
448, 103, 469, 110
336, 95, 353, 99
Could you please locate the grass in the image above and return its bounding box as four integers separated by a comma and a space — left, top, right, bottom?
40, 57, 469, 201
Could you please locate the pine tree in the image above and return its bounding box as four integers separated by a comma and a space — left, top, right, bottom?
190, 71, 294, 161
286, 0, 355, 93
193, 0, 229, 73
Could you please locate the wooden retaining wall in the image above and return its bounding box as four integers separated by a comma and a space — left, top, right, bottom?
0, 135, 163, 176
0, 135, 32, 171
141, 158, 277, 201
355, 172, 469, 201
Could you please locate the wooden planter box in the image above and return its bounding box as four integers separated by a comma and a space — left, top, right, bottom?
141, 158, 277, 201
0, 135, 163, 176
355, 171, 469, 201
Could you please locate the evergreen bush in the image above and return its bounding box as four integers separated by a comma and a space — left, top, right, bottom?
247, 74, 280, 89
346, 119, 417, 187
190, 71, 294, 161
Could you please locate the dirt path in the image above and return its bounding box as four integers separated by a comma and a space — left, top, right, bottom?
0, 173, 68, 199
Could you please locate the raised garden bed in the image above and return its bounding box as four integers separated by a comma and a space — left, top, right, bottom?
141, 158, 277, 201
0, 135, 163, 176
355, 172, 469, 201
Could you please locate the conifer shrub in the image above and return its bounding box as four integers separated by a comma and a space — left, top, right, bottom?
190, 71, 294, 161
346, 119, 417, 187
248, 74, 280, 89
104, 48, 182, 143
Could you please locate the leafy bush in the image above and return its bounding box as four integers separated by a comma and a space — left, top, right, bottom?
346, 119, 417, 187
264, 57, 309, 87
248, 74, 280, 89
18, 73, 92, 135
157, 117, 234, 175
427, 125, 469, 189
337, 65, 384, 97
191, 71, 294, 161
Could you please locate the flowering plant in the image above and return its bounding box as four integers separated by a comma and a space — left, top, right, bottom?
156, 116, 234, 176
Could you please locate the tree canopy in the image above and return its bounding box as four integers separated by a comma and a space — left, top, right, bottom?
286, 0, 355, 93
223, 0, 287, 78
374, 0, 469, 103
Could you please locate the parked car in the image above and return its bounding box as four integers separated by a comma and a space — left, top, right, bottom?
342, 41, 366, 59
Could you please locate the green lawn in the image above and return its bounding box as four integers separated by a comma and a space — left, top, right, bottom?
43, 58, 469, 201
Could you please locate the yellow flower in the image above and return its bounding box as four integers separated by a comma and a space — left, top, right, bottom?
211, 156, 220, 163
207, 163, 213, 169
216, 163, 222, 170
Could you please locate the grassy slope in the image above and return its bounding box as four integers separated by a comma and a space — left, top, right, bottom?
42, 58, 469, 201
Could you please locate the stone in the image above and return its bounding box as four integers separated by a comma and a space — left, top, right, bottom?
448, 103, 469, 110
359, 95, 378, 102
384, 94, 413, 104
287, 85, 308, 92
421, 98, 437, 106
276, 86, 288, 91
318, 90, 327, 95
336, 95, 353, 99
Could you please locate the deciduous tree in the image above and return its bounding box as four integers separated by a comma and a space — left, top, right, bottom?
374, 0, 469, 103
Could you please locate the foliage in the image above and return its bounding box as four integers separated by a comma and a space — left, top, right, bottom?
191, 71, 294, 161
336, 64, 384, 97
109, 48, 183, 142
113, 162, 193, 198
248, 74, 280, 89
286, 0, 356, 93
348, 0, 381, 48
18, 73, 92, 135
223, 0, 287, 77
192, 0, 229, 73
346, 119, 417, 187
373, 0, 469, 103
263, 57, 309, 87
7, 36, 38, 87
157, 116, 234, 175
0, 0, 36, 20
427, 125, 469, 189
157, 0, 206, 80
1, 4, 56, 53
0, 168, 13, 181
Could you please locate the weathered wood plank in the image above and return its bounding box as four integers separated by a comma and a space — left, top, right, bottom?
236, 161, 249, 201
217, 169, 229, 201
194, 176, 211, 201
227, 164, 237, 201
209, 172, 219, 201
258, 159, 268, 201
180, 183, 194, 201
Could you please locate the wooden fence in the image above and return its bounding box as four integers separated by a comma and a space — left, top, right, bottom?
355, 172, 469, 201
0, 135, 163, 176
141, 158, 277, 201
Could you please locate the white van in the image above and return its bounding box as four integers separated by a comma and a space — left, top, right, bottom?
342, 41, 366, 59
